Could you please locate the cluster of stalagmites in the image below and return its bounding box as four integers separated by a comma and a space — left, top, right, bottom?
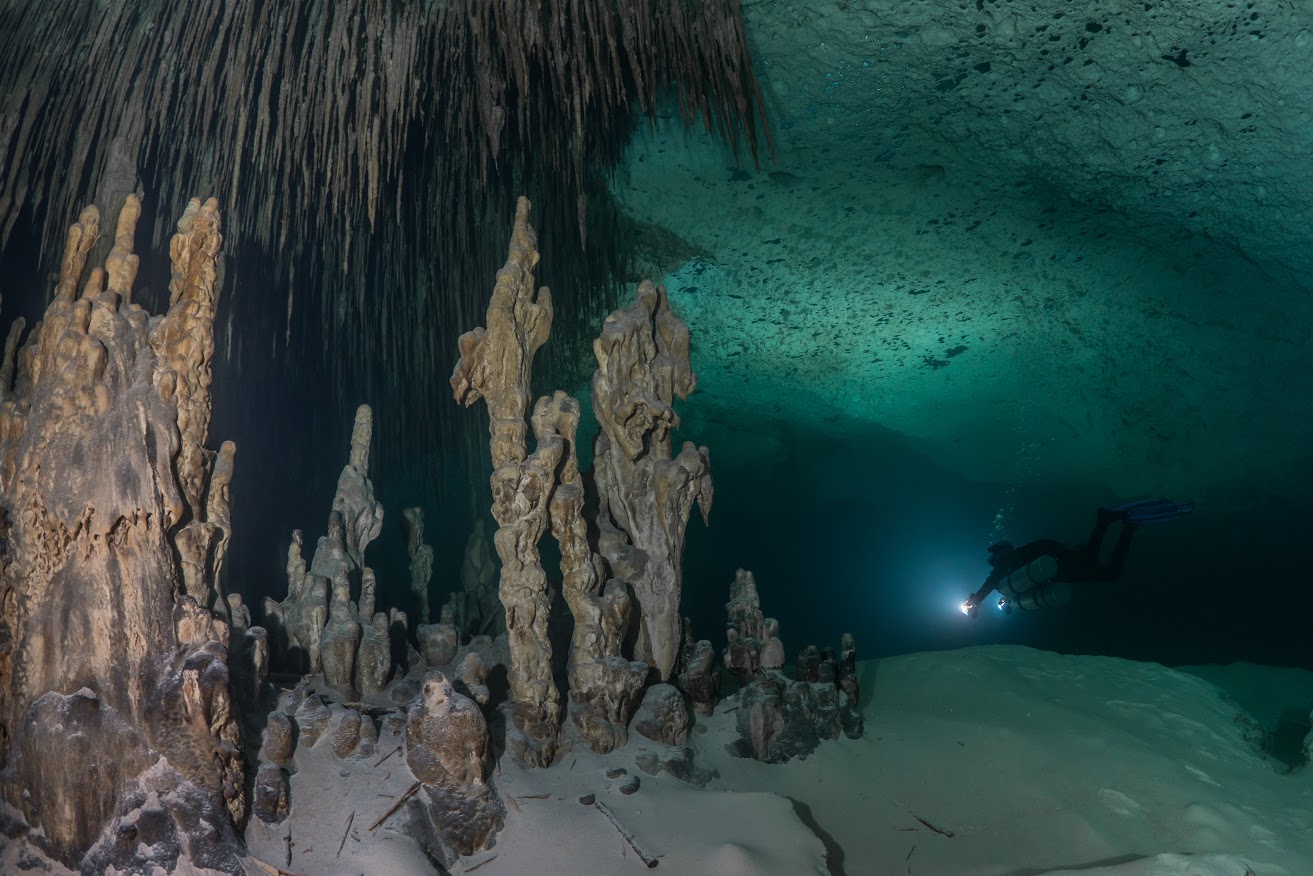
0, 186, 863, 871
448, 196, 863, 779
720, 569, 863, 764
0, 196, 253, 874
256, 401, 507, 861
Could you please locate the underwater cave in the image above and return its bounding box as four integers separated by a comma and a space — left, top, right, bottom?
1, 0, 1311, 873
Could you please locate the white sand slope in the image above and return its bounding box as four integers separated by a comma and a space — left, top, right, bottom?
699, 646, 1311, 876
6, 646, 1306, 875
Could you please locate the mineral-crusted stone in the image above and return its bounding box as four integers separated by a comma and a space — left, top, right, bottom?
357, 709, 379, 757
227, 593, 251, 631
0, 197, 244, 872
406, 672, 493, 787
403, 506, 435, 625
817, 646, 837, 685
390, 678, 420, 706
676, 639, 721, 716
418, 615, 461, 669
263, 531, 327, 674
359, 568, 378, 622
591, 280, 713, 681
355, 612, 393, 694
731, 674, 840, 764
332, 708, 363, 759
260, 711, 296, 768
252, 763, 290, 824
535, 390, 647, 754
320, 571, 362, 694
451, 197, 563, 767
265, 406, 384, 684
635, 745, 717, 788
294, 695, 332, 749
723, 569, 781, 684
631, 684, 691, 747
760, 618, 785, 671
333, 404, 385, 570
447, 517, 503, 638
403, 672, 505, 866
838, 632, 863, 739
455, 651, 491, 705
233, 625, 269, 707
796, 645, 820, 683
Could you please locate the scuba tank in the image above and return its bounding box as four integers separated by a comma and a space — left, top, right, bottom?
999, 555, 1069, 611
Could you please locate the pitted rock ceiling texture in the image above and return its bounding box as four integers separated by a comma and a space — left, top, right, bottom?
611, 0, 1313, 503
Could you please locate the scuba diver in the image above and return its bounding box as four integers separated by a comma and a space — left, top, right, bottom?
961, 498, 1195, 617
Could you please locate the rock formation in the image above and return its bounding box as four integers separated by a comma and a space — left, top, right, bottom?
404, 671, 505, 867
631, 683, 692, 748
723, 569, 785, 684
417, 606, 461, 668
720, 571, 864, 762
0, 196, 246, 872
445, 518, 504, 639
403, 506, 435, 624
535, 390, 648, 753
451, 196, 564, 767
677, 639, 722, 717
591, 280, 714, 681
263, 405, 392, 698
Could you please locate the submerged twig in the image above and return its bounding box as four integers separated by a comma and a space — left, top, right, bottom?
337, 811, 355, 858
368, 781, 421, 831
911, 814, 955, 838
374, 745, 401, 767
251, 857, 307, 876
466, 855, 498, 873
594, 800, 659, 868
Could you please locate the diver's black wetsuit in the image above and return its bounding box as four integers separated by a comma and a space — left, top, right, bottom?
967, 508, 1137, 611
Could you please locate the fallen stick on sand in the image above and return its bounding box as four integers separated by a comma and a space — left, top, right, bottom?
251, 857, 307, 876
337, 811, 356, 858
515, 793, 550, 801
594, 801, 659, 868
369, 781, 422, 831
466, 854, 498, 872
373, 746, 402, 767
911, 814, 955, 838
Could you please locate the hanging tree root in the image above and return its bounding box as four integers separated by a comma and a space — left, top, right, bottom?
594, 801, 659, 868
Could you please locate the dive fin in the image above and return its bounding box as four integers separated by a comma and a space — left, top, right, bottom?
1105, 498, 1195, 524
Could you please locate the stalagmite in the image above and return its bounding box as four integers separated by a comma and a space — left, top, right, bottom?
263, 406, 391, 696
451, 196, 563, 767
403, 506, 435, 624
592, 280, 714, 680
723, 569, 783, 683
0, 196, 246, 873
446, 517, 503, 638
535, 390, 649, 753
403, 671, 506, 866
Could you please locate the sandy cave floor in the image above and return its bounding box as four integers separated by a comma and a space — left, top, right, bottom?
256, 645, 1312, 876
2, 645, 1309, 875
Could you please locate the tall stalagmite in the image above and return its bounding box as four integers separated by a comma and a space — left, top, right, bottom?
451, 196, 563, 767
534, 391, 649, 753
592, 281, 714, 680
0, 196, 246, 873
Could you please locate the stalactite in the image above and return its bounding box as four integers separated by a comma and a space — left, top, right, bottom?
0, 0, 771, 508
